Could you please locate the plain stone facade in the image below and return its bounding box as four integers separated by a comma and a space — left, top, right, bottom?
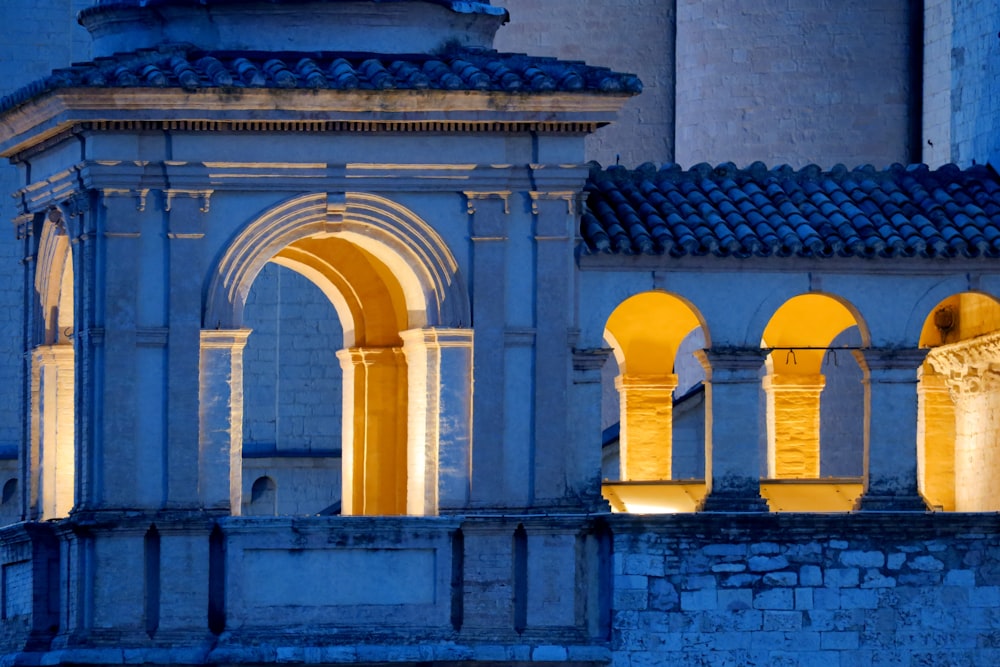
0, 1, 999, 666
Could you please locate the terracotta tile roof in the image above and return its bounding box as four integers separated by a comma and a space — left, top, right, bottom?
581, 162, 1000, 259
0, 47, 641, 113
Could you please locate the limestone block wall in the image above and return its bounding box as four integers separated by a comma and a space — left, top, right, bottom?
494, 0, 675, 167
242, 263, 343, 454
943, 1, 1000, 166
611, 514, 1000, 665
675, 0, 915, 168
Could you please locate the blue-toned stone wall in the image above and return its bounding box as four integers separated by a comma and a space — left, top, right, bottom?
610, 514, 1000, 666
675, 0, 915, 168
242, 263, 343, 455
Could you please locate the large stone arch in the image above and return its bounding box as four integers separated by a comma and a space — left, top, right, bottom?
200, 192, 472, 516
29, 213, 75, 520
205, 192, 469, 331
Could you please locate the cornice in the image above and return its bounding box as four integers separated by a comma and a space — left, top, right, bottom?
0, 88, 629, 158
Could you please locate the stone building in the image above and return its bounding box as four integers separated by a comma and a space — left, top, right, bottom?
1, 0, 1000, 665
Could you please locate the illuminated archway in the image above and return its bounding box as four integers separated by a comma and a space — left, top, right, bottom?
30, 214, 76, 520
203, 193, 471, 517
761, 293, 868, 510
603, 291, 705, 484
920, 292, 1000, 511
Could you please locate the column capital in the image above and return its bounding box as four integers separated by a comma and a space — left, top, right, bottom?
572, 347, 612, 373
200, 328, 251, 350
399, 327, 474, 349
615, 373, 679, 392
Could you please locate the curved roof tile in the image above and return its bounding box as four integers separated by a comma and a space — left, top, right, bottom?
0, 47, 641, 114
582, 162, 1000, 259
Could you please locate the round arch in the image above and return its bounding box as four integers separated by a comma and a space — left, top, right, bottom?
204, 192, 469, 331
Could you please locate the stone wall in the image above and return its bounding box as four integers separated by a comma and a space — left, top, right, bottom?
944, 0, 1000, 166
675, 0, 915, 168
611, 513, 1000, 666
494, 0, 676, 167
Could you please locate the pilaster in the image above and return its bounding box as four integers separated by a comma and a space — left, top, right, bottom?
853, 348, 929, 511
570, 348, 613, 508
336, 346, 407, 516
916, 366, 955, 510
199, 329, 251, 513
695, 348, 769, 512
30, 344, 75, 520
466, 193, 510, 508
531, 194, 576, 507
400, 328, 474, 515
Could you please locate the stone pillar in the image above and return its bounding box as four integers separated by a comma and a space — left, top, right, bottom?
31, 345, 75, 520
616, 373, 679, 481
401, 328, 474, 515
570, 348, 612, 508
928, 332, 1000, 511
337, 346, 407, 516
531, 191, 576, 507
916, 365, 955, 510
696, 348, 769, 511
853, 348, 929, 511
763, 373, 826, 478
199, 329, 251, 513
466, 193, 509, 508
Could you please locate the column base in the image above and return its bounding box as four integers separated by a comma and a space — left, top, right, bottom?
698, 491, 770, 513
854, 493, 929, 512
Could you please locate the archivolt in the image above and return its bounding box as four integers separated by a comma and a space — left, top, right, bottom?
35, 216, 72, 344
204, 192, 469, 329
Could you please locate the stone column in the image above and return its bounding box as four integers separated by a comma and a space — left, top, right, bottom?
916, 365, 955, 510
928, 332, 1000, 511
199, 329, 251, 513
616, 373, 679, 480
853, 348, 929, 511
763, 373, 826, 478
337, 346, 407, 516
30, 345, 75, 519
570, 348, 612, 508
695, 348, 769, 511
401, 328, 474, 515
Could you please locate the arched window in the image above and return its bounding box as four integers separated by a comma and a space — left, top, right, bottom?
920, 292, 1000, 511
759, 293, 867, 511
601, 291, 707, 513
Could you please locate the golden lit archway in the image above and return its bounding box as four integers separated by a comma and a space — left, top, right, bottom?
603, 291, 704, 487
31, 213, 76, 520
920, 292, 1000, 511
759, 293, 867, 510
203, 193, 471, 517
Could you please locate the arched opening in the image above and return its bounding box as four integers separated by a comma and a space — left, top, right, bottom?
203, 193, 471, 517
920, 292, 1000, 511
246, 476, 277, 516
241, 263, 344, 516
759, 293, 867, 510
30, 215, 76, 520
600, 291, 707, 513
